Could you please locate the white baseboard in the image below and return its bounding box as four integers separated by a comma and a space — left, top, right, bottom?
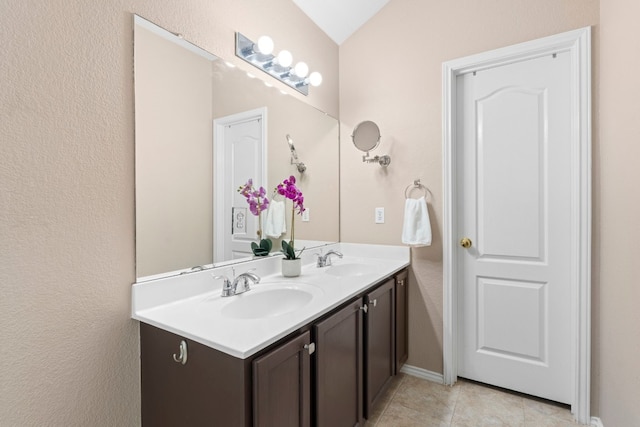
399, 364, 444, 384
591, 417, 603, 427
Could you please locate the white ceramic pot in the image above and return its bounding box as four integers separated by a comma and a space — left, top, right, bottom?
281, 258, 302, 277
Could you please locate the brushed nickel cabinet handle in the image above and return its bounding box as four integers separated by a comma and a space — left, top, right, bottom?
304, 343, 316, 355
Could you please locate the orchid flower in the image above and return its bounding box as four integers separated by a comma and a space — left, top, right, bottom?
276, 175, 306, 259
277, 175, 305, 215
237, 179, 270, 253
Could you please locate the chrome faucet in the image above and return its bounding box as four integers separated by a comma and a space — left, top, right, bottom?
316, 250, 343, 267
214, 269, 261, 297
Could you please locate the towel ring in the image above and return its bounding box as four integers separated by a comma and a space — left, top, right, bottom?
405, 179, 429, 199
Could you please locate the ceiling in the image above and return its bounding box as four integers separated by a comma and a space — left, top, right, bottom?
292, 0, 390, 45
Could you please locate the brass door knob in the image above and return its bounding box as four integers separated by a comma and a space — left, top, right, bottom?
460, 237, 472, 249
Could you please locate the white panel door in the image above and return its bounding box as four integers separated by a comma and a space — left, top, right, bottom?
457, 52, 572, 403
222, 117, 263, 260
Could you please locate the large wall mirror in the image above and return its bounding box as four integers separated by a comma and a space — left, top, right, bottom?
134, 15, 339, 280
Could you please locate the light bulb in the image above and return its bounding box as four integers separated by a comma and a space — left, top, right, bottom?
256, 36, 274, 55
309, 71, 323, 87
294, 62, 309, 78
277, 50, 293, 67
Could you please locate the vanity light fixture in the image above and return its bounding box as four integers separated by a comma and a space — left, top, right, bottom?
256, 36, 274, 55
235, 32, 322, 96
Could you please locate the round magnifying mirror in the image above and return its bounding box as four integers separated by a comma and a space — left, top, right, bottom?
351, 121, 381, 152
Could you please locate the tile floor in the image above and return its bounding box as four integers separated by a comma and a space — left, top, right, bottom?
366, 374, 578, 427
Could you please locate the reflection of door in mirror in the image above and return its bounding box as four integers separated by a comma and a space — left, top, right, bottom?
214, 108, 267, 262
134, 15, 340, 282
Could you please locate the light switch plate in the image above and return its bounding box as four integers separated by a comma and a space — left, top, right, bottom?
375, 207, 385, 224
302, 208, 310, 222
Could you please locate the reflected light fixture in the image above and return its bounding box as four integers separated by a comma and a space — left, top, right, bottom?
235, 32, 322, 96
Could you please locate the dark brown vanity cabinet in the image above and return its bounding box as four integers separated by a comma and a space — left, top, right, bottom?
139, 269, 409, 427
141, 324, 310, 427
253, 331, 312, 427
140, 323, 252, 427
314, 299, 364, 427
395, 269, 409, 373
364, 278, 395, 419
314, 276, 403, 425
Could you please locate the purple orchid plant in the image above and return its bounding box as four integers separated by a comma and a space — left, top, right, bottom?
276, 175, 306, 260
238, 179, 272, 256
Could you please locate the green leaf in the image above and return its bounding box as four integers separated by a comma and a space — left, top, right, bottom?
281, 240, 297, 259
251, 241, 271, 256
260, 238, 272, 252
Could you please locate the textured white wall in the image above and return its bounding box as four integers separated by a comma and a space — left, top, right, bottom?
0, 1, 337, 425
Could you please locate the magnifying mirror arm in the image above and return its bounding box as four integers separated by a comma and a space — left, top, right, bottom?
362, 151, 391, 167
290, 157, 307, 173
286, 135, 307, 173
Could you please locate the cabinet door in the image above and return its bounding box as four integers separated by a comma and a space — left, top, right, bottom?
314, 300, 364, 427
395, 270, 409, 373
364, 278, 395, 418
140, 323, 251, 427
253, 331, 312, 427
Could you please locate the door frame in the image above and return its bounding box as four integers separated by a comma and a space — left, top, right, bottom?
213, 107, 268, 263
442, 27, 591, 423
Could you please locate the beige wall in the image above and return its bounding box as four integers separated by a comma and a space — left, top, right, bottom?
135, 25, 214, 277
339, 0, 600, 410
3, 0, 639, 424
0, 1, 337, 425
597, 0, 640, 425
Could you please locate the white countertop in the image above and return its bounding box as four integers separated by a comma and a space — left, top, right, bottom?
132, 243, 410, 359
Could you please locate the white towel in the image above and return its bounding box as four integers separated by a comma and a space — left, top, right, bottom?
401, 197, 432, 246
264, 200, 286, 238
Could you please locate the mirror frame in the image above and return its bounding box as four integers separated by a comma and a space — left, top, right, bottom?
351, 120, 381, 152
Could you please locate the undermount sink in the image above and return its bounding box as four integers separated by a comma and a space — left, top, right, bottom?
324, 263, 372, 277
220, 284, 321, 320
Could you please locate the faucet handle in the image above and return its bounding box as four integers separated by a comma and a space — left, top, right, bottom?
212, 274, 233, 297
212, 274, 230, 283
